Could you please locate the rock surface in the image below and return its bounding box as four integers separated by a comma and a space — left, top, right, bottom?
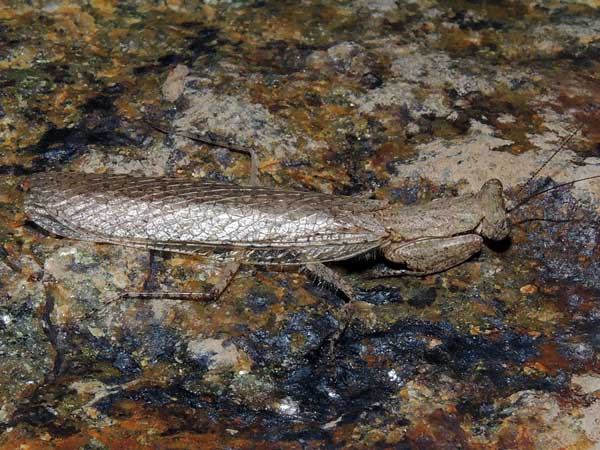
0, 1, 599, 448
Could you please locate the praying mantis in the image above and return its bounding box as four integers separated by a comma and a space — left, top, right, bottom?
24, 125, 599, 303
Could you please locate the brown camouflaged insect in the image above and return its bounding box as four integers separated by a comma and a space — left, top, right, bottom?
23, 127, 600, 302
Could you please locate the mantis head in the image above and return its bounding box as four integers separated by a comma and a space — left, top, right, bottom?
475, 179, 511, 241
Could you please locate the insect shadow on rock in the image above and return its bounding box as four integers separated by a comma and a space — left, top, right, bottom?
23, 123, 600, 324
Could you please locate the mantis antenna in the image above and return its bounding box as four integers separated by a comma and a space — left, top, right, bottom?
513, 124, 583, 201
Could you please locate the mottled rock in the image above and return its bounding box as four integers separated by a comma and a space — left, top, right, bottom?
1, 0, 600, 448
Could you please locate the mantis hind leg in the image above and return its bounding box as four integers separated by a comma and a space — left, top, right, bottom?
122, 258, 241, 300
85, 258, 242, 320
143, 120, 261, 185
373, 234, 483, 277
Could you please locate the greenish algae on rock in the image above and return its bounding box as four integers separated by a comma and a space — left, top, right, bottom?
1, 1, 600, 449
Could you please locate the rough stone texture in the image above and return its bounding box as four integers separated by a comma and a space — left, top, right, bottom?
1, 0, 599, 448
